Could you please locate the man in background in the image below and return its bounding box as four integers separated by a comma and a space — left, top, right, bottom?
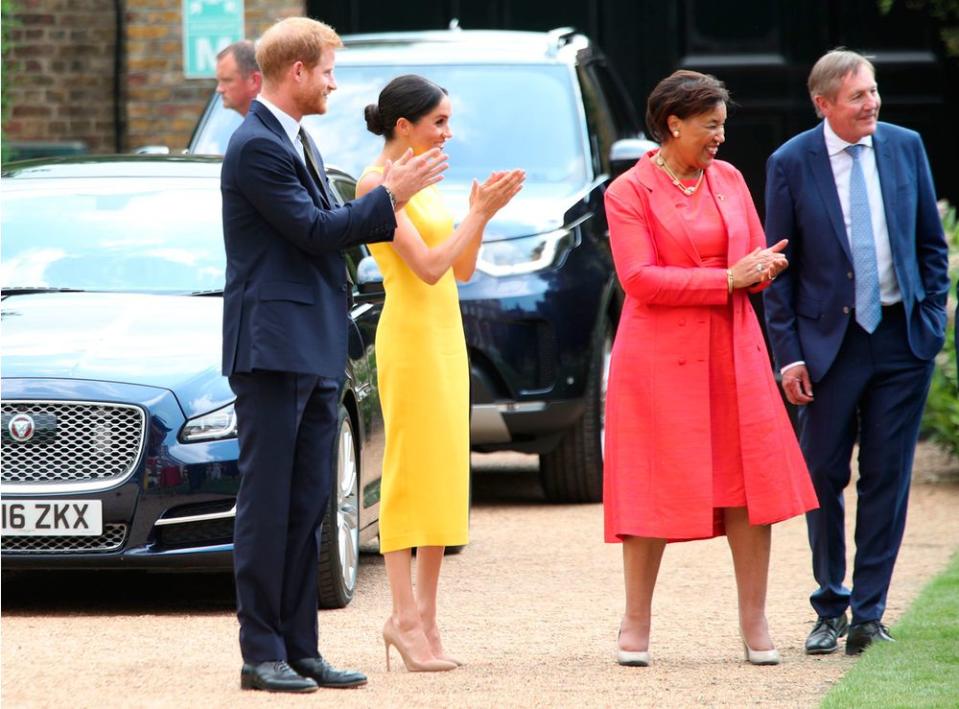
216, 40, 261, 117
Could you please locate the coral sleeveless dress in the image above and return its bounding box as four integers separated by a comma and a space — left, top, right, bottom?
362, 167, 470, 553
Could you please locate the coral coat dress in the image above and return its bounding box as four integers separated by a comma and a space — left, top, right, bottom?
603, 153, 818, 542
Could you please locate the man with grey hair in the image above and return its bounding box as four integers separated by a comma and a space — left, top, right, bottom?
763, 49, 949, 656
216, 40, 261, 116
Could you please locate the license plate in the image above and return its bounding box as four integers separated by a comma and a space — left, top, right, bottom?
0, 500, 103, 536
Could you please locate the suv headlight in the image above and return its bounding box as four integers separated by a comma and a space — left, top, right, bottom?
475, 228, 578, 277
180, 402, 237, 442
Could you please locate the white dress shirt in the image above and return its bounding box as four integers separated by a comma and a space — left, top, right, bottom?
823, 119, 901, 304
780, 121, 902, 375
255, 95, 307, 166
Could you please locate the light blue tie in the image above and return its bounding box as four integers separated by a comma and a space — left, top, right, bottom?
846, 144, 882, 333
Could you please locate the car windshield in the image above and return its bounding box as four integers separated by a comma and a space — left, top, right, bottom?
194, 63, 588, 194
1, 179, 226, 293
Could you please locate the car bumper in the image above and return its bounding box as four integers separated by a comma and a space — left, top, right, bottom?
1, 378, 242, 569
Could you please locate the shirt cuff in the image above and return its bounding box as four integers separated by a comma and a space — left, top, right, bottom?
780, 361, 805, 375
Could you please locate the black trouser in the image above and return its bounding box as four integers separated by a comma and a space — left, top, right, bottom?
229, 370, 341, 663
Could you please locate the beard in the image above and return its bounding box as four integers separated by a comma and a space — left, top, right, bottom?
300, 86, 328, 117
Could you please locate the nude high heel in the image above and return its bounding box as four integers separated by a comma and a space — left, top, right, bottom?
382, 620, 457, 672
424, 627, 463, 667
740, 630, 781, 666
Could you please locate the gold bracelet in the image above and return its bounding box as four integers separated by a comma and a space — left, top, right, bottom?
726, 269, 734, 294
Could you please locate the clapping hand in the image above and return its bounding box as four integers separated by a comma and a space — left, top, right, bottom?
469, 169, 526, 219
729, 239, 789, 289
382, 148, 449, 210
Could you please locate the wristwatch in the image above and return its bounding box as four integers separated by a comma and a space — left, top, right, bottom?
382, 185, 397, 210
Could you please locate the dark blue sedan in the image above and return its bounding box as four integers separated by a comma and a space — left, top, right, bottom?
0, 156, 384, 608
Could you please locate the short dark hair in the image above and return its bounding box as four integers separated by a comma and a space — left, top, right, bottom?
645, 70, 730, 143
364, 74, 448, 140
217, 40, 259, 77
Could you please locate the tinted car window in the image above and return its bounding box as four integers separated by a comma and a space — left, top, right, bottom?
198, 64, 588, 193
591, 62, 638, 136
1, 180, 225, 293
191, 106, 242, 156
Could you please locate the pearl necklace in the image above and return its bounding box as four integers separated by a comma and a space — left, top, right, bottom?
654, 152, 704, 196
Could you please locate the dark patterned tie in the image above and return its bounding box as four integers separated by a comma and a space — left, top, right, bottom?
299, 127, 333, 207
845, 143, 882, 333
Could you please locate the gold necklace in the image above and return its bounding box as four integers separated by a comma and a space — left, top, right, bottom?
654, 152, 704, 196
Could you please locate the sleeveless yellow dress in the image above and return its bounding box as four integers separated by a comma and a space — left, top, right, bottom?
363, 166, 470, 553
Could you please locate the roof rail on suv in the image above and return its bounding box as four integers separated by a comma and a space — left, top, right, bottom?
546, 26, 577, 56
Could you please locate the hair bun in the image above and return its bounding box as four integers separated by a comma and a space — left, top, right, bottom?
364, 104, 384, 135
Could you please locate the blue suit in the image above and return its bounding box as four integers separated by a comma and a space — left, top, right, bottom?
763, 121, 949, 625
221, 100, 395, 663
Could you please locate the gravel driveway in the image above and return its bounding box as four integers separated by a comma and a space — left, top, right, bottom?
3, 443, 958, 708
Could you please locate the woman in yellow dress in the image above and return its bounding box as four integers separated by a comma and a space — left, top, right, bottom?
356, 75, 524, 672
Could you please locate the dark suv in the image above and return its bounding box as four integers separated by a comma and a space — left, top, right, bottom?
190, 27, 655, 502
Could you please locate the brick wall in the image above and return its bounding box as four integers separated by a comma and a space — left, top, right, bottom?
125, 0, 303, 152
3, 0, 118, 154
3, 0, 304, 156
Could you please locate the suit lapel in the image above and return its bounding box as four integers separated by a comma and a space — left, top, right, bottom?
808, 125, 853, 263
636, 159, 702, 266
249, 102, 331, 209
300, 129, 334, 210
872, 125, 899, 242
250, 100, 288, 144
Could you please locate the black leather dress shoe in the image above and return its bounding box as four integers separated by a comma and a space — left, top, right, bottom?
240, 660, 318, 692
805, 614, 849, 655
845, 620, 895, 655
290, 656, 368, 689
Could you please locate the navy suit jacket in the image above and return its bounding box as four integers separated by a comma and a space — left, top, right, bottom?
763, 121, 950, 382
221, 100, 395, 378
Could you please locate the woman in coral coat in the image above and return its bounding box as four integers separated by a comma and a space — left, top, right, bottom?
604, 71, 818, 667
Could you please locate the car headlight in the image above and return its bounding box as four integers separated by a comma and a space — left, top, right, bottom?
180, 402, 237, 442
475, 228, 578, 277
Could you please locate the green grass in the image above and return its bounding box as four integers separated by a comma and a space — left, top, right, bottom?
821, 551, 959, 708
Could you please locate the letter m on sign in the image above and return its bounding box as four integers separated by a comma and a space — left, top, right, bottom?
182, 0, 245, 79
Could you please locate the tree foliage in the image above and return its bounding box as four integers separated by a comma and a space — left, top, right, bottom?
879, 0, 959, 56
920, 202, 959, 458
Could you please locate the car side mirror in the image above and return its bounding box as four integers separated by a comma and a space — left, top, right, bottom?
610, 138, 658, 176
133, 145, 171, 155
355, 255, 385, 303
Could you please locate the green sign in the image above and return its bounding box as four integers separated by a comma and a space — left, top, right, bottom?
182, 0, 244, 79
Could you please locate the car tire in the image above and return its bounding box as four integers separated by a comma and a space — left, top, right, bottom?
539, 320, 611, 503
317, 406, 360, 609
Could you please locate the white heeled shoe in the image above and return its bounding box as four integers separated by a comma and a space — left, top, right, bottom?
617, 648, 651, 667
740, 630, 781, 665
616, 629, 650, 667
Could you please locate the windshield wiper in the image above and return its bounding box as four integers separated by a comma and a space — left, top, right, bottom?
1, 286, 87, 296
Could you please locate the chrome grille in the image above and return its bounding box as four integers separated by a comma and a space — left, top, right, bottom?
1, 523, 127, 553
1, 401, 146, 487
